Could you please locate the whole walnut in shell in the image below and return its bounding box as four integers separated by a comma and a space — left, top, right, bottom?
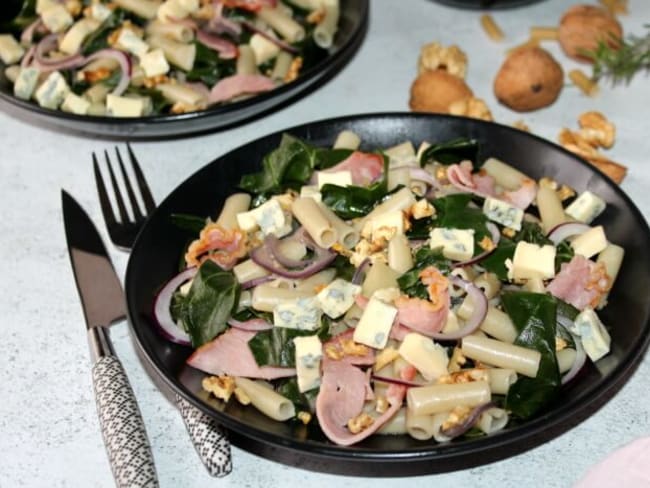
558, 5, 622, 62
493, 47, 564, 112
409, 69, 473, 114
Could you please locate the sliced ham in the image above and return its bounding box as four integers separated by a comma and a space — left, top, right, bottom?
502, 177, 537, 209
208, 74, 276, 105
547, 255, 611, 310
222, 0, 277, 11
321, 151, 384, 186
186, 327, 296, 379
321, 328, 375, 369
394, 296, 449, 336
197, 30, 238, 59
316, 362, 405, 446
184, 222, 247, 269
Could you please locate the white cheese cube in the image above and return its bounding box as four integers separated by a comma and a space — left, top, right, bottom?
574, 308, 611, 361
273, 297, 322, 331
571, 225, 608, 259
13, 67, 40, 100
106, 94, 146, 117
429, 227, 475, 261
398, 332, 449, 381
316, 279, 362, 319
236, 208, 259, 232
483, 196, 524, 231
140, 48, 170, 77
157, 0, 189, 22
0, 35, 25, 64
41, 5, 74, 33
116, 29, 149, 57
59, 18, 101, 55
36, 0, 58, 14
511, 241, 556, 282
317, 170, 353, 189
34, 71, 70, 110
293, 335, 322, 393
299, 185, 322, 203
565, 191, 606, 224
250, 33, 280, 65
353, 296, 397, 349
61, 92, 91, 115
90, 3, 114, 22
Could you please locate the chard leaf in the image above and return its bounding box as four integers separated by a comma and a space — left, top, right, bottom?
480, 238, 516, 281
397, 247, 451, 299
502, 291, 560, 419
170, 213, 208, 234
177, 260, 240, 347
186, 41, 236, 85
432, 194, 491, 253
419, 138, 480, 167
248, 321, 330, 367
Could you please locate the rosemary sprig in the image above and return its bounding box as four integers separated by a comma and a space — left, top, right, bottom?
586, 25, 650, 85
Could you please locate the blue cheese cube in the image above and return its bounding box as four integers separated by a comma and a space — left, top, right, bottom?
0, 34, 25, 64
41, 5, 74, 33
317, 170, 352, 189
34, 71, 70, 110
61, 92, 91, 115
353, 296, 397, 349
116, 29, 149, 57
273, 297, 322, 331
316, 278, 362, 318
398, 332, 449, 381
565, 191, 606, 224
106, 94, 146, 117
140, 48, 170, 77
574, 308, 611, 361
511, 241, 556, 281
13, 67, 40, 100
256, 199, 292, 237
293, 335, 322, 392
429, 227, 474, 261
570, 225, 608, 258
482, 196, 524, 231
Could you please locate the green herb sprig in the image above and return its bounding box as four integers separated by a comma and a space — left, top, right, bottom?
587, 26, 650, 85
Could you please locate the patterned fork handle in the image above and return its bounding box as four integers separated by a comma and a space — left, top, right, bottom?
176, 395, 233, 477
93, 356, 159, 488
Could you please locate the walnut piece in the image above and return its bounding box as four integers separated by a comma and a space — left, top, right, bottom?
448, 97, 493, 121
578, 111, 616, 149
417, 42, 468, 79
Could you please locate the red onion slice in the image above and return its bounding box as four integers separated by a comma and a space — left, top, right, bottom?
265, 234, 305, 268
451, 222, 500, 268
351, 257, 371, 285
547, 222, 591, 245
227, 317, 273, 331
85, 48, 132, 96
439, 401, 497, 438
561, 334, 587, 385
196, 30, 238, 59
429, 276, 488, 341
240, 274, 274, 289
21, 18, 43, 45
152, 267, 197, 346
370, 374, 424, 388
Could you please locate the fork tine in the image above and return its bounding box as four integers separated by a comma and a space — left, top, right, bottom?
115, 146, 144, 221
105, 149, 130, 224
126, 142, 156, 215
93, 152, 117, 227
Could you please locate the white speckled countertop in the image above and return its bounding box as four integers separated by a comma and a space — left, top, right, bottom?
1, 0, 650, 486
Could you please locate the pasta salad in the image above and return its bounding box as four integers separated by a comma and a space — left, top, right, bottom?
0, 0, 339, 117
155, 130, 622, 446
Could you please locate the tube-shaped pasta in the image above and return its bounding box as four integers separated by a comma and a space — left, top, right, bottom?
486, 368, 518, 395
291, 197, 338, 248
216, 193, 252, 229
237, 44, 258, 74
378, 407, 407, 435
482, 157, 528, 190
537, 186, 568, 232
233, 259, 270, 284
257, 6, 305, 42
271, 51, 293, 81
333, 130, 361, 150
557, 348, 577, 374
361, 261, 400, 297
405, 410, 436, 440
292, 268, 337, 292
284, 0, 317, 9
387, 167, 411, 192
473, 272, 501, 300
388, 234, 413, 274
317, 203, 359, 248
480, 307, 518, 343
114, 0, 161, 19
147, 35, 196, 71
523, 276, 545, 293
461, 335, 541, 378
145, 19, 194, 42
477, 407, 509, 434
59, 18, 101, 54
363, 187, 416, 224
313, 3, 339, 48
385, 141, 417, 167
431, 412, 453, 443
597, 243, 624, 285
234, 377, 296, 421
156, 83, 205, 106
407, 381, 492, 416
251, 284, 314, 311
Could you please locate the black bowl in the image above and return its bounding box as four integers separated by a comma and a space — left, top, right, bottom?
431, 0, 545, 8
0, 1, 368, 139
125, 113, 650, 476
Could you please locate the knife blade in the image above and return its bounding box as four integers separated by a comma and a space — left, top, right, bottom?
62, 190, 158, 488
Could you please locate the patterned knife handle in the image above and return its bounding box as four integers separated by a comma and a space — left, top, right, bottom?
176, 395, 232, 477
90, 328, 158, 488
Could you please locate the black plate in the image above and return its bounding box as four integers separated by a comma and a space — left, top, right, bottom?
0, 1, 368, 139
125, 113, 650, 476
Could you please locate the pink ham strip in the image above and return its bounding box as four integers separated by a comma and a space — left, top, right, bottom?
226, 317, 273, 331
196, 30, 238, 59
321, 328, 375, 369
208, 74, 276, 104
186, 327, 296, 379
320, 151, 384, 186
547, 255, 611, 310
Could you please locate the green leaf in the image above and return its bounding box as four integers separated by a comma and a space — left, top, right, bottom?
419, 138, 480, 167
432, 194, 491, 254
248, 320, 330, 367
397, 247, 451, 299
480, 237, 516, 281
81, 9, 128, 55
275, 377, 318, 411
177, 260, 240, 347
502, 291, 560, 419
170, 213, 208, 234
185, 41, 236, 85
